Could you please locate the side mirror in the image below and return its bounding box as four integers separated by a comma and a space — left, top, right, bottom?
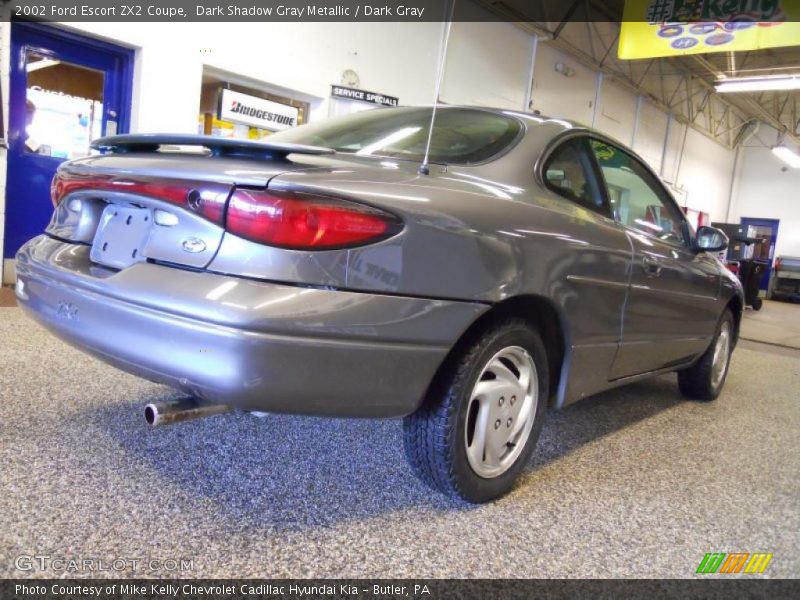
695, 226, 729, 253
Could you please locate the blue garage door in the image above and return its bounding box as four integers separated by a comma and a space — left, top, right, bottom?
4, 22, 133, 261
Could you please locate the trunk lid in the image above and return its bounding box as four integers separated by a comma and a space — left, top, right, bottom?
47, 134, 332, 271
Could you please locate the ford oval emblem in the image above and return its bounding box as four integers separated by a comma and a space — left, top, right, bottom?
182, 238, 206, 253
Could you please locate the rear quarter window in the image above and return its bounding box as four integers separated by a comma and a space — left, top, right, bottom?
268, 107, 523, 164
543, 137, 609, 216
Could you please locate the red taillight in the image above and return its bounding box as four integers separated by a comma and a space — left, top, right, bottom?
51, 171, 401, 250
226, 189, 401, 250
50, 174, 61, 207
50, 171, 231, 225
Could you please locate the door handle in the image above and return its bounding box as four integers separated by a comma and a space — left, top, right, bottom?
643, 256, 662, 277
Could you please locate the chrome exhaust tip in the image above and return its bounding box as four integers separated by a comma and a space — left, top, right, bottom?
144, 398, 231, 427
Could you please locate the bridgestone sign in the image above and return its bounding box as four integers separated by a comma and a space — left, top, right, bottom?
218, 89, 299, 131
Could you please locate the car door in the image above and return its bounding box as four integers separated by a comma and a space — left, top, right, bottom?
539, 135, 633, 404
588, 138, 722, 379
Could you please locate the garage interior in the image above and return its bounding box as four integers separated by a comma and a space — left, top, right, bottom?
1, 0, 799, 580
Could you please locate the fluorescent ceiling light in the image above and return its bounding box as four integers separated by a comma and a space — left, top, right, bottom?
772, 146, 800, 169
716, 75, 800, 93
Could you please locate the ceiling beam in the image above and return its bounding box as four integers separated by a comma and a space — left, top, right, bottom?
691, 55, 800, 145
475, 0, 798, 148
534, 28, 750, 147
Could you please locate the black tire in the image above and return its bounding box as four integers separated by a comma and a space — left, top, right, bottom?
403, 319, 548, 503
678, 309, 735, 401
751, 297, 763, 311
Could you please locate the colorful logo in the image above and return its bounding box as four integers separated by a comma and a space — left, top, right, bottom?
620, 0, 800, 59
696, 552, 773, 574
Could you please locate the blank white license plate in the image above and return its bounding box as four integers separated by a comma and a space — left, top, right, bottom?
90, 205, 152, 270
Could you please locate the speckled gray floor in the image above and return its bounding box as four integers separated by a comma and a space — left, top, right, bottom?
1, 306, 798, 578
740, 300, 800, 349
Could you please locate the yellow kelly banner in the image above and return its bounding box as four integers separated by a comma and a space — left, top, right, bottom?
619, 0, 800, 59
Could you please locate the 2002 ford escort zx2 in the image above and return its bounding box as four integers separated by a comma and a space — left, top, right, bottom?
16, 106, 743, 502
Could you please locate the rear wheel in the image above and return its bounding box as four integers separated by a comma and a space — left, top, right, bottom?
678, 309, 735, 401
403, 320, 548, 503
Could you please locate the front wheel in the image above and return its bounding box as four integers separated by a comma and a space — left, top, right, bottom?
678, 309, 735, 401
403, 320, 548, 503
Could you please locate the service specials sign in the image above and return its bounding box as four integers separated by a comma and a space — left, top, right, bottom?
331, 85, 399, 107
619, 0, 800, 59
218, 89, 299, 131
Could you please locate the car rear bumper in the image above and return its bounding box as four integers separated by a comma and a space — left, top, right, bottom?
15, 236, 488, 417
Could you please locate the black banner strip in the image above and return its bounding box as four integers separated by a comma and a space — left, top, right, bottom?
4, 0, 800, 23
2, 579, 800, 600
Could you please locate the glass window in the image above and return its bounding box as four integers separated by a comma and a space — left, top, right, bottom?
543, 137, 607, 214
25, 51, 104, 159
590, 139, 688, 246
269, 107, 522, 164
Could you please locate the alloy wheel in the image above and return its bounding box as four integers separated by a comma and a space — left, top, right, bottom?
711, 321, 732, 389
464, 346, 538, 479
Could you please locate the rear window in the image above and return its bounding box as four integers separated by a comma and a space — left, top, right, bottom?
268, 107, 523, 164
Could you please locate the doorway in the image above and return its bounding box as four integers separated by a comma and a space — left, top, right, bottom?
740, 217, 780, 292
3, 22, 133, 277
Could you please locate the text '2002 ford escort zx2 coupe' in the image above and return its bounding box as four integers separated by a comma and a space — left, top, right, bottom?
16, 107, 743, 502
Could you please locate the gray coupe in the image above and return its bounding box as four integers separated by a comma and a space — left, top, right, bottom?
15, 106, 743, 502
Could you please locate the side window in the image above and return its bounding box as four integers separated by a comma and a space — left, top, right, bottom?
590, 139, 689, 247
543, 138, 608, 215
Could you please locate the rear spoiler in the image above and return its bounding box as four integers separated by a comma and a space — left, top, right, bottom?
91, 134, 334, 160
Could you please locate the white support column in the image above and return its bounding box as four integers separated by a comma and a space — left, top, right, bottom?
660, 113, 673, 178
591, 71, 603, 128
523, 34, 538, 112
725, 144, 743, 223
672, 120, 690, 188
631, 95, 642, 148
